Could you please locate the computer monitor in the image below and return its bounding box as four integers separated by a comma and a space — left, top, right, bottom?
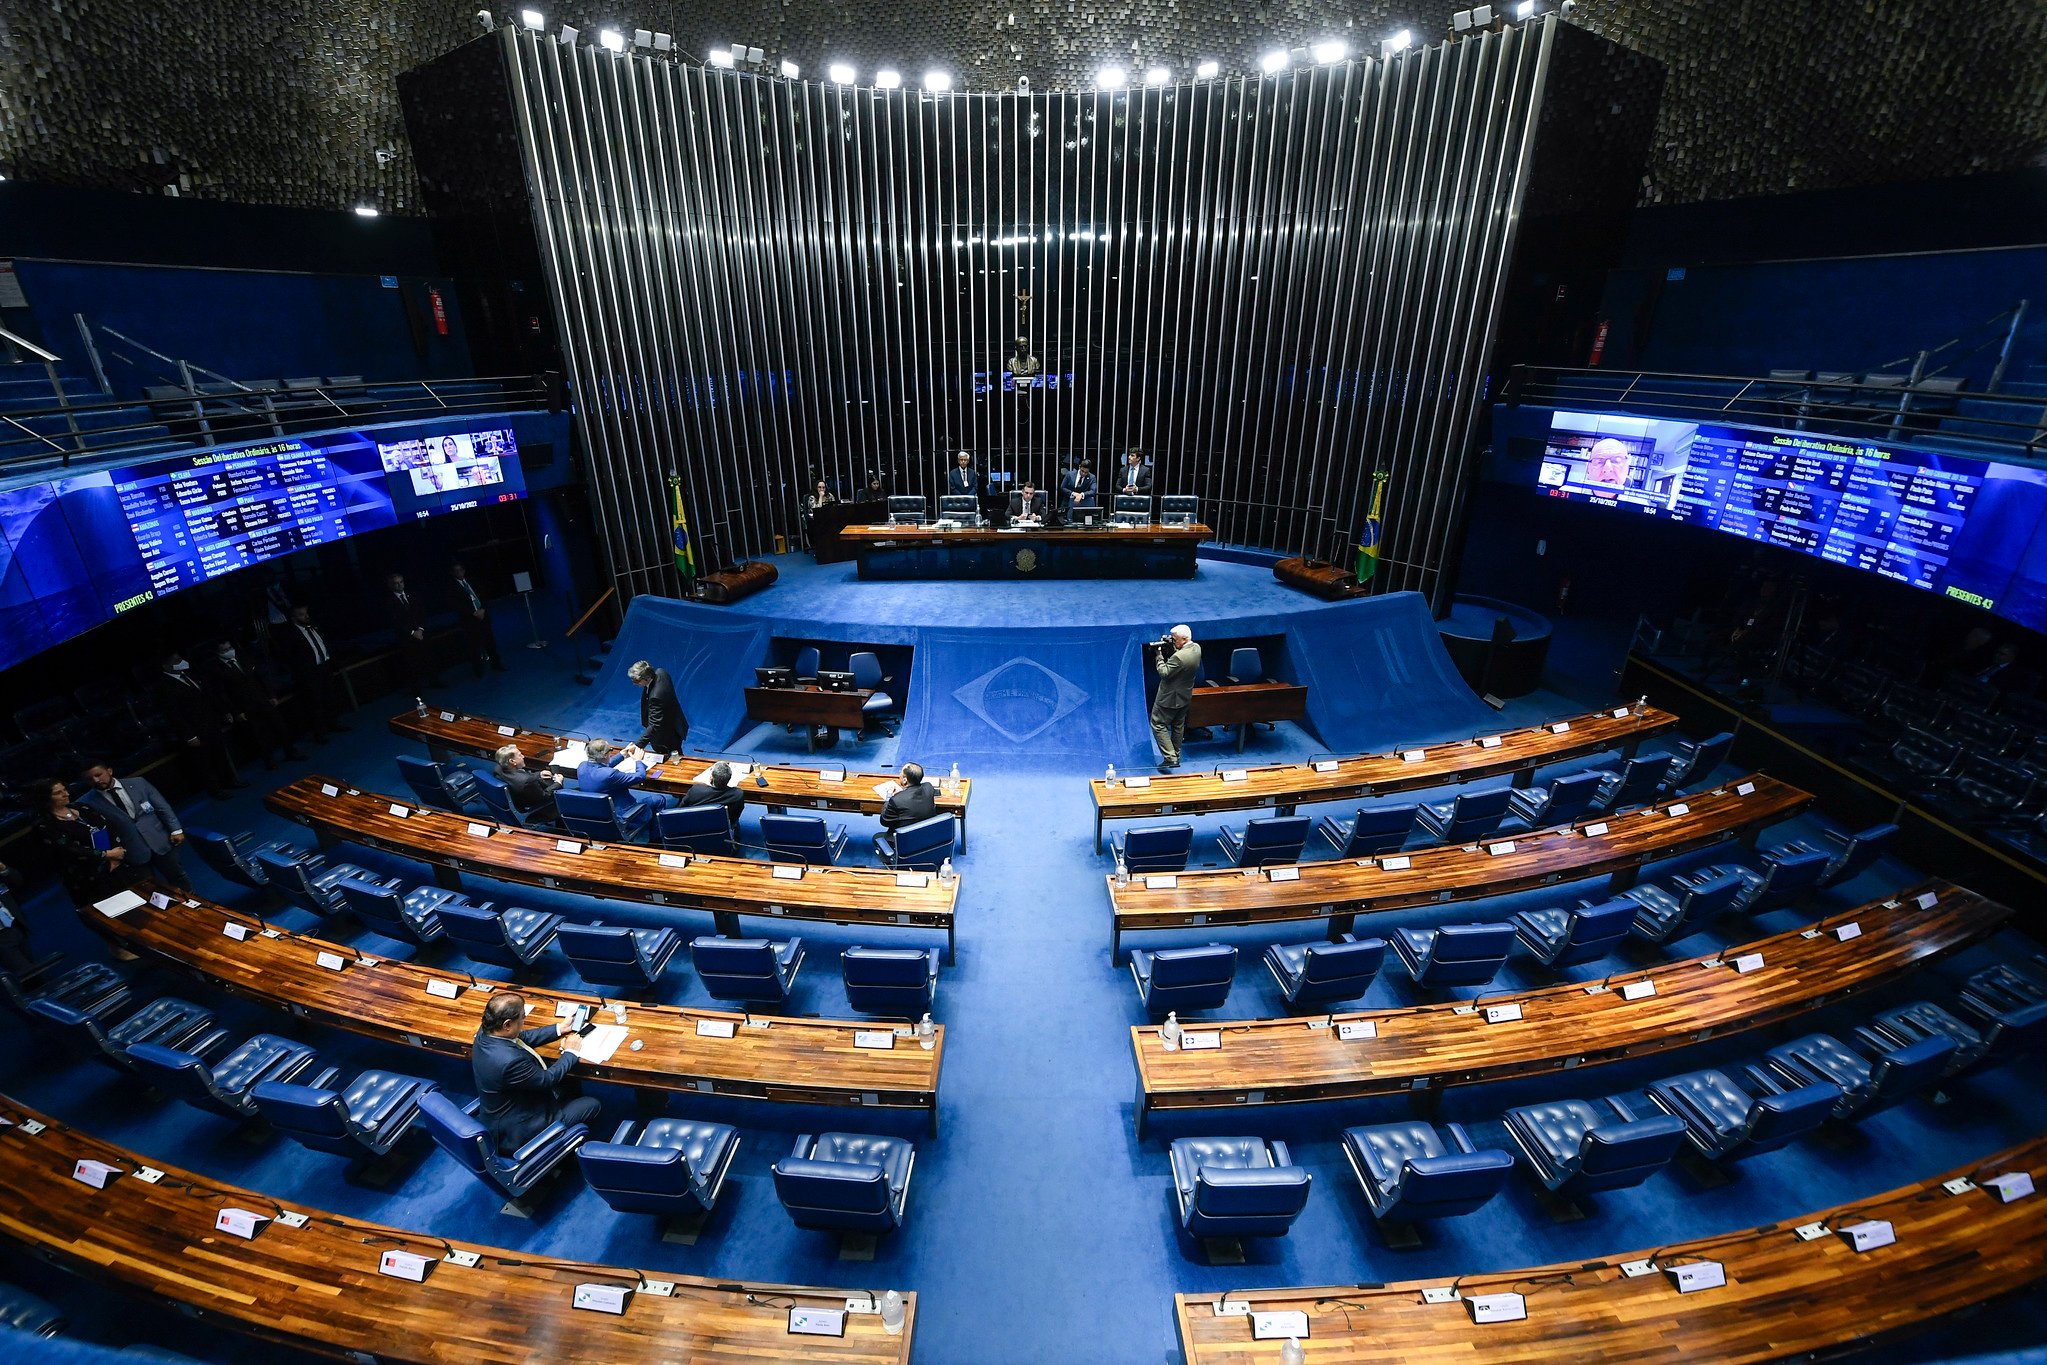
754, 665, 794, 688
887, 494, 927, 525
817, 669, 857, 691
1070, 505, 1102, 528
1113, 494, 1152, 524
1160, 494, 1198, 526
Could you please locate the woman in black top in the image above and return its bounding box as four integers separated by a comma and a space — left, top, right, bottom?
31, 778, 133, 907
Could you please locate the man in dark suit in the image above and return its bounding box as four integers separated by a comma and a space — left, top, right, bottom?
493, 745, 563, 825
202, 639, 303, 769
385, 572, 440, 694
875, 762, 939, 860
946, 451, 983, 499
79, 760, 190, 890
627, 660, 687, 756
470, 992, 600, 1154
1149, 625, 1201, 770
155, 651, 244, 799
450, 562, 507, 678
683, 760, 746, 830
1116, 449, 1151, 497
277, 604, 347, 742
0, 860, 31, 975
1059, 460, 1098, 517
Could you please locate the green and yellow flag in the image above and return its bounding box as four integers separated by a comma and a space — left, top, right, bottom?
669, 474, 696, 590
1355, 470, 1390, 585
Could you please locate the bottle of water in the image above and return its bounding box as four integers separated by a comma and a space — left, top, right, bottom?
1160, 1011, 1182, 1051
1280, 1337, 1305, 1365
1633, 694, 1648, 715
917, 1013, 935, 1050
938, 856, 955, 886
610, 1001, 627, 1026
1114, 846, 1130, 886
880, 1289, 905, 1335
944, 761, 961, 797
1106, 762, 1118, 787
415, 696, 427, 717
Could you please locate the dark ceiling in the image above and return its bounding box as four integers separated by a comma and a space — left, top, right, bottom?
1, 0, 2042, 215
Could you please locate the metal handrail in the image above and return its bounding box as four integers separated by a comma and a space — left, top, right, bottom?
0, 325, 60, 365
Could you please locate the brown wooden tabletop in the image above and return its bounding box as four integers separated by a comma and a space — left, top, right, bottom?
1104, 772, 1811, 955
0, 1094, 916, 1364
1087, 703, 1680, 847
1129, 880, 2005, 1135
838, 522, 1211, 547
266, 776, 963, 961
744, 683, 875, 733
1175, 1131, 2047, 1364
89, 882, 945, 1124
1186, 681, 1310, 733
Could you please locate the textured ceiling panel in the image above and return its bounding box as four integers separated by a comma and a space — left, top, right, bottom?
0, 0, 2042, 213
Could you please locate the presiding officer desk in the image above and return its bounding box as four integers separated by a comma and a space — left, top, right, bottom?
840, 521, 1211, 580
1105, 772, 1812, 955
0, 1095, 917, 1364
1175, 1132, 2047, 1364
390, 705, 974, 844
1089, 702, 1679, 850
267, 776, 963, 961
87, 882, 946, 1127
1130, 881, 2006, 1135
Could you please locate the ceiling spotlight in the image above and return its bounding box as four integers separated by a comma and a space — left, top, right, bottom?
875, 68, 902, 89
741, 45, 764, 64
1095, 63, 1127, 89
653, 31, 672, 50
632, 29, 651, 48
598, 28, 624, 52
1515, 0, 1538, 16
1312, 40, 1348, 63
828, 61, 856, 83
1258, 49, 1289, 75
1195, 59, 1220, 79
519, 8, 543, 29
923, 69, 953, 92
780, 58, 801, 78
1143, 65, 1170, 86
707, 46, 734, 67
353, 205, 379, 217
1379, 28, 1413, 56
557, 23, 577, 44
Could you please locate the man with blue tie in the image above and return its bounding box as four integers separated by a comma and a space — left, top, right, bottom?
576, 737, 671, 829
79, 760, 191, 890
1060, 460, 1098, 518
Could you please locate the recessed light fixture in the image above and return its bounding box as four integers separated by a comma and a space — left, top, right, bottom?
1258, 49, 1289, 74
875, 68, 903, 89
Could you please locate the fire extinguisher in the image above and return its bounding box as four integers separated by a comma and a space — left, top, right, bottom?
427, 286, 449, 337
1588, 318, 1610, 367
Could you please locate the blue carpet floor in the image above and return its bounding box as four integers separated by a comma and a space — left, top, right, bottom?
3, 566, 2044, 1362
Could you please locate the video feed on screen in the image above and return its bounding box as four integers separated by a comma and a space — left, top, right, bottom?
377, 429, 513, 497
1539, 413, 1699, 515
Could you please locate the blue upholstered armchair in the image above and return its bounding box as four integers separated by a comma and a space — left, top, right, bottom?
690, 935, 805, 1006
1502, 769, 1604, 831
1619, 869, 1747, 944
29, 995, 227, 1072
1757, 1031, 1956, 1121
557, 788, 653, 844
1216, 815, 1310, 867
1129, 943, 1236, 1016
252, 847, 394, 918
1510, 897, 1635, 969
187, 827, 304, 891
1644, 1066, 1839, 1163
1591, 755, 1668, 812
874, 813, 958, 870
772, 1132, 915, 1234
335, 876, 464, 947
555, 922, 682, 991
0, 957, 129, 1023
1316, 802, 1419, 858
1775, 822, 1897, 889
578, 1117, 740, 1223
1389, 921, 1516, 989
437, 902, 564, 972
417, 1089, 587, 1213
1261, 935, 1386, 1010
1339, 1120, 1513, 1243
842, 946, 941, 1017
1167, 1136, 1311, 1243
657, 803, 737, 856
127, 1033, 324, 1122
1412, 786, 1513, 844
762, 813, 850, 865
1503, 1096, 1687, 1203
396, 753, 484, 813
1113, 823, 1194, 873
252, 1069, 434, 1160
1671, 846, 1831, 915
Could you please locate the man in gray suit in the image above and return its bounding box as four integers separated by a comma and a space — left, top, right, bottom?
1149, 625, 1201, 770
79, 760, 191, 890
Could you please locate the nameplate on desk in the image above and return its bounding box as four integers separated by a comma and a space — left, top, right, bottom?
1582, 822, 1609, 837
1379, 855, 1411, 871
1144, 874, 1178, 890
1621, 980, 1656, 1001
817, 770, 846, 783
854, 1030, 896, 1050
1736, 781, 1756, 795
1732, 952, 1765, 974
1466, 1293, 1526, 1324
1916, 891, 1939, 909
215, 1208, 268, 1239
658, 853, 689, 868
93, 890, 146, 918
71, 1159, 120, 1189
379, 1249, 432, 1281
1251, 1310, 1309, 1341
147, 891, 172, 910
1839, 1219, 1896, 1252
572, 1284, 630, 1315
1834, 921, 1862, 942
1612, 707, 1632, 719
1665, 803, 1692, 818
316, 951, 347, 972
788, 1306, 847, 1338
496, 725, 517, 737
425, 979, 461, 1000
1666, 1261, 1724, 1293
1180, 1031, 1221, 1050
1221, 770, 1249, 783
1483, 1002, 1523, 1024
1266, 865, 1300, 883
387, 803, 410, 818
696, 1019, 736, 1038
1478, 736, 1503, 748
1986, 1172, 2036, 1202
1401, 749, 1426, 763
1337, 1019, 1377, 1041
555, 839, 583, 855
1123, 775, 1152, 788
222, 922, 249, 942
894, 872, 930, 889
320, 783, 340, 797
772, 864, 805, 881
1549, 722, 1571, 734
437, 710, 456, 722
1486, 841, 1516, 856
463, 822, 494, 839
1311, 760, 1342, 774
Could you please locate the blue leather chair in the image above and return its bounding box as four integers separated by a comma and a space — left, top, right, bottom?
127, 1033, 324, 1121
1503, 1096, 1687, 1203
472, 769, 550, 829
793, 646, 821, 684
1671, 846, 1831, 915
1657, 731, 1733, 793
1644, 1067, 1840, 1163
762, 813, 850, 865
335, 876, 464, 946
1112, 823, 1194, 873
252, 1069, 433, 1160
1316, 802, 1420, 858
29, 995, 228, 1071
1130, 943, 1236, 1016
396, 754, 483, 813
1167, 1137, 1311, 1242
874, 813, 957, 871
1887, 997, 2047, 1074
1757, 1031, 1956, 1121
1412, 786, 1514, 844
1216, 814, 1311, 867
0, 1282, 63, 1337
0, 957, 130, 1023
1222, 647, 1267, 684
849, 652, 897, 736
772, 1132, 914, 1234
657, 803, 737, 856
252, 847, 395, 918
437, 902, 564, 972
842, 947, 940, 1017
1774, 822, 1898, 889
578, 1117, 740, 1223
1961, 959, 2047, 1017
1502, 769, 1604, 830
1591, 756, 1667, 811
557, 788, 653, 844
1389, 921, 1516, 990
690, 935, 805, 1006
1510, 897, 1636, 969
555, 922, 682, 991
1340, 1121, 1514, 1242
188, 827, 303, 891
1619, 869, 1747, 944
1262, 935, 1386, 1010
417, 1089, 587, 1213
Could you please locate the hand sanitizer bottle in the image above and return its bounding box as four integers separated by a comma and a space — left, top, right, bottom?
880, 1289, 905, 1335
1114, 847, 1130, 886
1160, 1011, 1182, 1051
1280, 1337, 1305, 1365
917, 1013, 935, 1050
938, 856, 955, 886
945, 761, 961, 796
415, 696, 427, 717
1106, 762, 1118, 787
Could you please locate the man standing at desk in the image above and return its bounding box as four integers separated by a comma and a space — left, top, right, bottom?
1150, 625, 1201, 770
627, 660, 687, 757
946, 451, 983, 499
1060, 461, 1097, 517
471, 992, 599, 1154
1117, 449, 1151, 498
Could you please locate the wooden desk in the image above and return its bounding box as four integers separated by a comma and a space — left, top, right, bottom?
1088, 704, 1679, 850
266, 776, 962, 961
389, 706, 973, 847
1185, 681, 1310, 750
0, 1095, 915, 1365
91, 883, 945, 1129
1130, 881, 2004, 1136
744, 684, 876, 747
841, 522, 1211, 580
1176, 1132, 2047, 1364
1104, 773, 1810, 956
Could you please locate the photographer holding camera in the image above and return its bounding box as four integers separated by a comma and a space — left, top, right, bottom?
1149, 625, 1201, 770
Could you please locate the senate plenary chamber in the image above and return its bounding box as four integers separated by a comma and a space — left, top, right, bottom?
0, 2, 2043, 1361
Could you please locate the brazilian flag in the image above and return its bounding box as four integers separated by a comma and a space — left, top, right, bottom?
669, 474, 696, 591
1355, 470, 1390, 585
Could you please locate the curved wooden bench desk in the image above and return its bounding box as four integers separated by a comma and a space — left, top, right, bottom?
0, 1095, 915, 1364
1087, 703, 1679, 850
1130, 881, 2006, 1136
1176, 1132, 2047, 1363
1106, 773, 1811, 956
267, 776, 962, 961
389, 706, 974, 847
88, 883, 945, 1129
